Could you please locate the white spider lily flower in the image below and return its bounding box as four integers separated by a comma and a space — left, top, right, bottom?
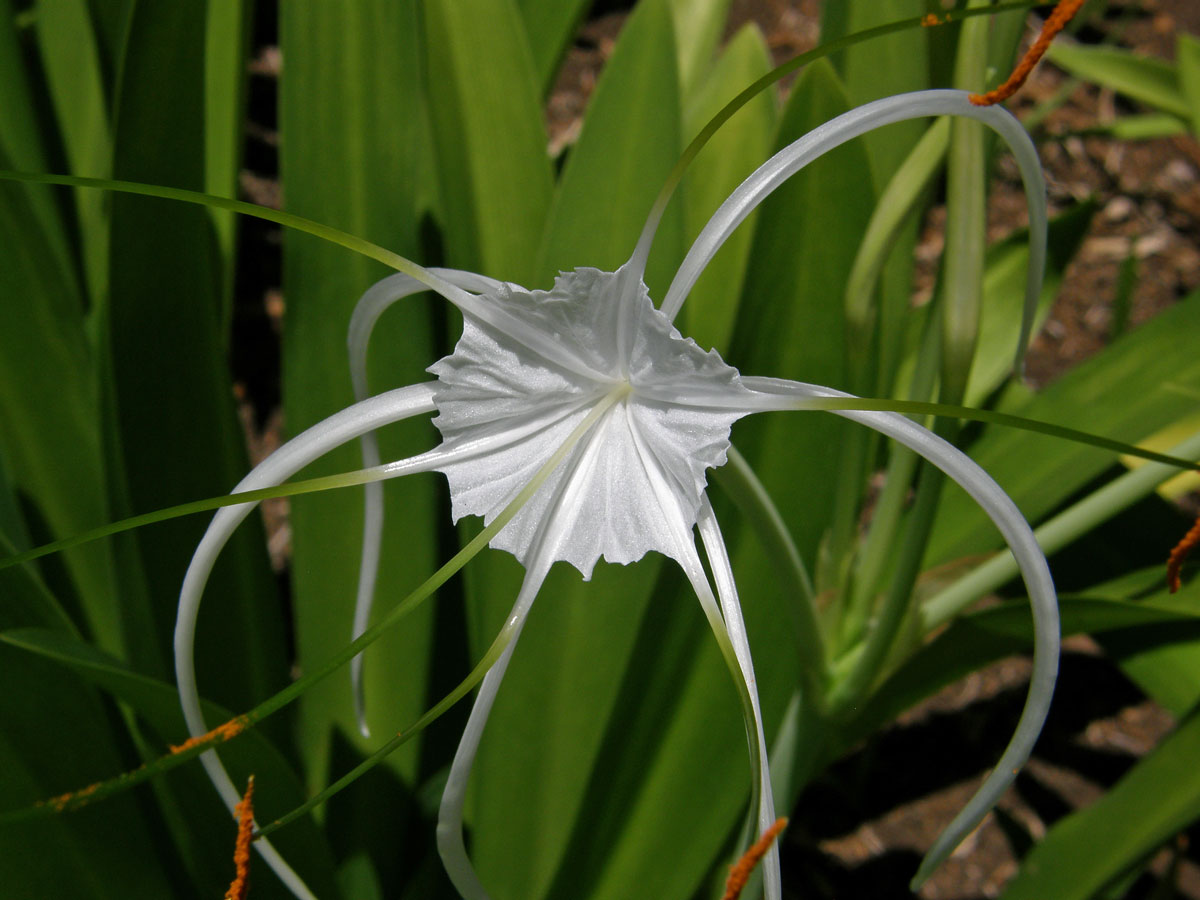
175, 89, 1058, 900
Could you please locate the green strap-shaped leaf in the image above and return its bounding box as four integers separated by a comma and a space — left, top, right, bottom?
1047, 42, 1189, 120
0, 153, 122, 652
845, 588, 1200, 752
0, 558, 173, 898
666, 0, 730, 99
964, 202, 1096, 405
821, 0, 928, 186
280, 0, 440, 793
35, 0, 111, 304
0, 0, 76, 279
105, 1, 282, 703
1001, 692, 1200, 899
928, 287, 1200, 564
203, 0, 250, 337
728, 59, 873, 578
679, 22, 775, 353
516, 0, 590, 97
535, 0, 683, 295
1178, 33, 1200, 133
0, 625, 341, 898
425, 0, 553, 284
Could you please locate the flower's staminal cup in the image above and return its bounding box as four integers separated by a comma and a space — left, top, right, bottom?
176, 90, 1058, 900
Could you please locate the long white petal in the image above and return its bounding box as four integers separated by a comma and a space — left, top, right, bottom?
346, 269, 522, 737
174, 384, 440, 900
662, 89, 1047, 359
436, 568, 544, 900
620, 404, 778, 891
437, 396, 622, 898
738, 376, 1058, 883
697, 497, 781, 900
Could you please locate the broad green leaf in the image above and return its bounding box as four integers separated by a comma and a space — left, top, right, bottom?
1001, 701, 1200, 899
516, 0, 589, 97
964, 202, 1095, 405
1090, 574, 1200, 718
204, 0, 251, 336
1178, 33, 1200, 133
0, 564, 173, 898
928, 288, 1200, 564
0, 626, 341, 899
0, 155, 122, 652
35, 0, 111, 303
425, 0, 553, 284
535, 0, 684, 296
106, 2, 283, 705
0, 0, 75, 277
0, 532, 74, 633
666, 0, 729, 100
728, 59, 873, 576
280, 0, 440, 794
1098, 113, 1189, 141
540, 570, 751, 900
83, 0, 133, 95
846, 591, 1200, 752
680, 23, 775, 353
1047, 43, 1189, 120
821, 0, 928, 185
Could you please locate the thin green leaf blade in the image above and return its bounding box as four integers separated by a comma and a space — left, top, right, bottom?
280, 0, 440, 796
106, 1, 283, 702
35, 0, 111, 301
0, 625, 341, 899
535, 0, 684, 295
1047, 42, 1189, 119
680, 22, 776, 353
516, 0, 590, 96
727, 58, 874, 574
929, 288, 1200, 564
1001, 703, 1200, 899
425, 0, 553, 283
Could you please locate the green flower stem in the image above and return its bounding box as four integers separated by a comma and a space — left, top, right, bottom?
942, 0, 990, 401
830, 107, 951, 622
923, 427, 1200, 630
256, 608, 522, 840
0, 170, 452, 294
0, 463, 413, 572
840, 317, 943, 649
693, 583, 765, 857
844, 117, 950, 394
714, 447, 827, 703
827, 443, 947, 715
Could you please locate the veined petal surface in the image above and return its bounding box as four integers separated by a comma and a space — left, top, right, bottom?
429, 267, 752, 578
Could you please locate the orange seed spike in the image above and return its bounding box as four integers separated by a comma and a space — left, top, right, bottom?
169, 715, 248, 755
225, 776, 256, 900
1167, 514, 1200, 594
723, 817, 788, 900
969, 0, 1087, 106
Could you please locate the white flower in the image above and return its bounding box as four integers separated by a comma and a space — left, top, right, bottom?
175, 90, 1059, 900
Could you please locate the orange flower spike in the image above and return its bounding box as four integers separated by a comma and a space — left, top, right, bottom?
723, 818, 789, 900
970, 0, 1087, 106
225, 776, 256, 900
1168, 514, 1200, 594
169, 715, 249, 755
